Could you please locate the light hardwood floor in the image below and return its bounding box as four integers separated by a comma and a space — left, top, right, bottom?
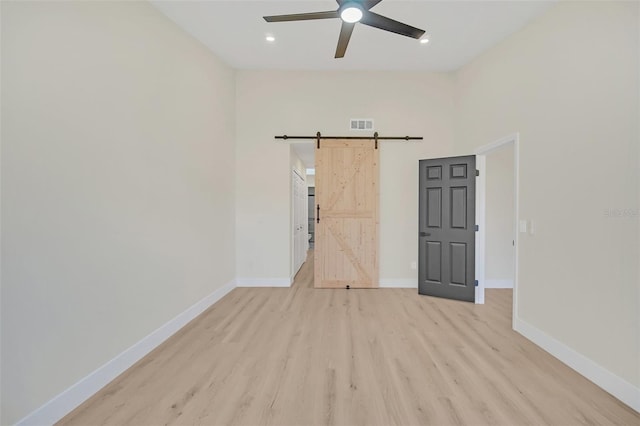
60, 252, 639, 425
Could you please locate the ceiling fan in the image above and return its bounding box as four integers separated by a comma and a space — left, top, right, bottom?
263, 0, 426, 58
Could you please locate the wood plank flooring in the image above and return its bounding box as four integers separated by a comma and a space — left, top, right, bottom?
60, 252, 639, 425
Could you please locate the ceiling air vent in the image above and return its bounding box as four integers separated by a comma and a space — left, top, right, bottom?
350, 118, 374, 131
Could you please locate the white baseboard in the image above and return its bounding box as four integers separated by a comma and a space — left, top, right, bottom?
515, 317, 640, 413
235, 277, 292, 287
485, 279, 514, 288
379, 279, 418, 288
16, 280, 236, 426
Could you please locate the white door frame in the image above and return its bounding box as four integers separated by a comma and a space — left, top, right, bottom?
473, 133, 519, 326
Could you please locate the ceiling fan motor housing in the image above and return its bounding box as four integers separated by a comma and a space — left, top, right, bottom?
340, 1, 364, 23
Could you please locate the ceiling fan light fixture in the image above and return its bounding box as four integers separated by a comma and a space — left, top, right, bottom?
340, 3, 363, 23
263, 0, 426, 58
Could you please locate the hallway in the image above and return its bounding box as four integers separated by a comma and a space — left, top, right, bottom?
292, 250, 314, 289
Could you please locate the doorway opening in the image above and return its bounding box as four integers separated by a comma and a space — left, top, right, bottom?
474, 134, 519, 324
290, 143, 315, 282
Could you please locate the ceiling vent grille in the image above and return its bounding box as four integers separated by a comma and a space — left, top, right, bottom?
350, 118, 374, 131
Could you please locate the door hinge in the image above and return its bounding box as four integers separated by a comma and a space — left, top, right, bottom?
475, 169, 479, 177
475, 225, 479, 232
316, 205, 320, 223
474, 280, 479, 287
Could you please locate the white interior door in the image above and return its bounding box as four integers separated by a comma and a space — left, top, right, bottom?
292, 170, 308, 276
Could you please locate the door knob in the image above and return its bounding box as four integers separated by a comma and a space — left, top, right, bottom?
420, 232, 431, 237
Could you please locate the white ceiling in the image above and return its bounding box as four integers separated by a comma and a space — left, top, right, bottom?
151, 0, 555, 71
291, 143, 316, 169
152, 0, 555, 168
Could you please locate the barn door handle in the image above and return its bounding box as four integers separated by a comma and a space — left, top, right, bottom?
420, 232, 430, 237
317, 205, 320, 223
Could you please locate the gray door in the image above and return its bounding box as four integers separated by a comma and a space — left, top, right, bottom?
419, 155, 476, 302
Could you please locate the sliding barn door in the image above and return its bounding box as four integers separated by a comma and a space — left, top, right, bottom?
315, 139, 379, 288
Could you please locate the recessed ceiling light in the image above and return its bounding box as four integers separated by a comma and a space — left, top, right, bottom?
265, 35, 275, 42
420, 38, 430, 44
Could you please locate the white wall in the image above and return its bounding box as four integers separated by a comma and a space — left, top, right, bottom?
485, 144, 514, 286
455, 0, 639, 391
306, 174, 316, 188
0, 2, 236, 424
236, 71, 455, 286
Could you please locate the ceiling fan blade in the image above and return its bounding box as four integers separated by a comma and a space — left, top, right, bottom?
335, 21, 356, 58
360, 11, 425, 39
362, 0, 384, 10
264, 10, 339, 22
